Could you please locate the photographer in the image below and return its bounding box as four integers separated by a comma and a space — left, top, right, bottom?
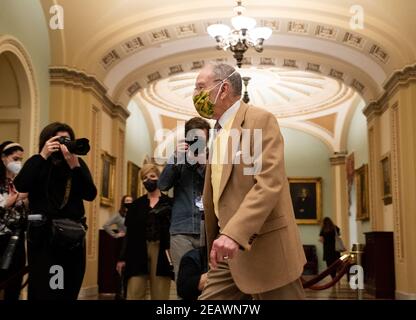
158, 117, 210, 283
14, 122, 97, 300
0, 141, 27, 300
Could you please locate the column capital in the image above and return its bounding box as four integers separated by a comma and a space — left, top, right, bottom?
330, 151, 348, 166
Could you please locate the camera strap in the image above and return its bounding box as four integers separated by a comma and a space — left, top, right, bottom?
46, 165, 72, 212
60, 177, 72, 210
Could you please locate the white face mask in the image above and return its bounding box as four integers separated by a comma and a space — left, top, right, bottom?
6, 161, 22, 175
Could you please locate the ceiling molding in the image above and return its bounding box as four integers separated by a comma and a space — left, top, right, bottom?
49, 67, 130, 120
363, 63, 416, 120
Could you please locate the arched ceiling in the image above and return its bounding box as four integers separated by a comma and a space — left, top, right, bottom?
40, 0, 416, 151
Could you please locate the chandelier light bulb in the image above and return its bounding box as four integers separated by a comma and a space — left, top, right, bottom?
206, 1, 272, 68
231, 15, 256, 31
207, 24, 231, 38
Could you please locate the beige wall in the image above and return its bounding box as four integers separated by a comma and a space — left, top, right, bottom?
364, 66, 416, 299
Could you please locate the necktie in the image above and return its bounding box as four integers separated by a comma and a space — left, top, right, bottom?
214, 121, 222, 133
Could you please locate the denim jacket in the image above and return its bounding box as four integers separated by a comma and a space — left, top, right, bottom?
158, 154, 205, 235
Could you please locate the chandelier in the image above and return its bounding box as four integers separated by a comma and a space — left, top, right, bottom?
207, 1, 272, 68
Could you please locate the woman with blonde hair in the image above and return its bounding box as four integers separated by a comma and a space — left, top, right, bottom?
117, 164, 173, 299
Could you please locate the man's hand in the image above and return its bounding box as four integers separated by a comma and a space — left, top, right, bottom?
61, 144, 80, 169
116, 261, 125, 275
198, 272, 208, 291
116, 231, 126, 238
209, 235, 239, 269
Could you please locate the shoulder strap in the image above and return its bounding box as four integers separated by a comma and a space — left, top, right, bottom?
59, 177, 72, 210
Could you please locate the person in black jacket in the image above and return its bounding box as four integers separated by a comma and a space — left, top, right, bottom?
176, 246, 208, 300
116, 164, 173, 300
14, 122, 97, 300
319, 217, 341, 279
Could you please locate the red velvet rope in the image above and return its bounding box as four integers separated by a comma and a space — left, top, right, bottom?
301, 255, 353, 290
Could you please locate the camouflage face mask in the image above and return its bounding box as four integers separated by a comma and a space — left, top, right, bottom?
193, 70, 236, 119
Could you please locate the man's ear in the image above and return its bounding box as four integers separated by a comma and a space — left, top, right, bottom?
221, 81, 231, 99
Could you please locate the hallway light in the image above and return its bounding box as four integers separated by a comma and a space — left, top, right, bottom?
207, 1, 272, 68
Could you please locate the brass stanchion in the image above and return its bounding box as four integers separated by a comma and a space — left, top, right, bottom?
350, 243, 365, 299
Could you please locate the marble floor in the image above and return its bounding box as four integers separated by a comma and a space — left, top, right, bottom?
88, 275, 377, 300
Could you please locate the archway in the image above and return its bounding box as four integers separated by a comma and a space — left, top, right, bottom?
0, 35, 39, 155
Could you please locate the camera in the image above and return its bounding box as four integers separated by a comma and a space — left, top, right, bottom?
58, 136, 90, 155
185, 137, 205, 157
0, 205, 27, 270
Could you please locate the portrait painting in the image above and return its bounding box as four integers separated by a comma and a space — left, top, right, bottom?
355, 164, 369, 220
381, 153, 392, 205
289, 177, 322, 224
127, 161, 141, 200
100, 151, 116, 206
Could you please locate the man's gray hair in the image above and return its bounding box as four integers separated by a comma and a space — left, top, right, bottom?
209, 63, 242, 97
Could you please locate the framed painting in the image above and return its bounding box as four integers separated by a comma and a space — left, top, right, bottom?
380, 153, 392, 205
355, 164, 370, 220
127, 161, 141, 200
100, 151, 116, 207
289, 177, 322, 224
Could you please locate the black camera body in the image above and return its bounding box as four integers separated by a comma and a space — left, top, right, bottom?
0, 205, 27, 270
58, 136, 90, 155
185, 136, 207, 159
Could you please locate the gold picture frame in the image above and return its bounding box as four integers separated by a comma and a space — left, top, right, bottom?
355, 164, 370, 220
288, 177, 322, 224
380, 153, 392, 205
127, 161, 141, 200
100, 151, 116, 207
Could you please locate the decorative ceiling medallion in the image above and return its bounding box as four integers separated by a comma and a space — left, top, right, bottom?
369, 45, 390, 64
147, 71, 162, 82
176, 24, 197, 38
284, 59, 298, 68
307, 63, 321, 73
149, 29, 170, 43
352, 79, 365, 93
100, 49, 120, 69
343, 32, 365, 49
288, 21, 309, 34
241, 57, 252, 65
191, 61, 205, 69
122, 36, 144, 54
127, 82, 142, 97
315, 25, 337, 40
169, 64, 184, 75
330, 69, 344, 80
260, 19, 280, 31
215, 58, 228, 63
260, 57, 276, 66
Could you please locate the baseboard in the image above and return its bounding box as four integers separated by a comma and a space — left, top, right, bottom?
395, 290, 416, 300
78, 285, 99, 299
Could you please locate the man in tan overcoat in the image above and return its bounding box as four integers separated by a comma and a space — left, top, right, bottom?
192, 63, 306, 300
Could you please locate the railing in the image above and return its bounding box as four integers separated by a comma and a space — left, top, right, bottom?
301, 254, 353, 290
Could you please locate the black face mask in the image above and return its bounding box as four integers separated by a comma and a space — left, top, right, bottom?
143, 179, 158, 192
124, 203, 132, 210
